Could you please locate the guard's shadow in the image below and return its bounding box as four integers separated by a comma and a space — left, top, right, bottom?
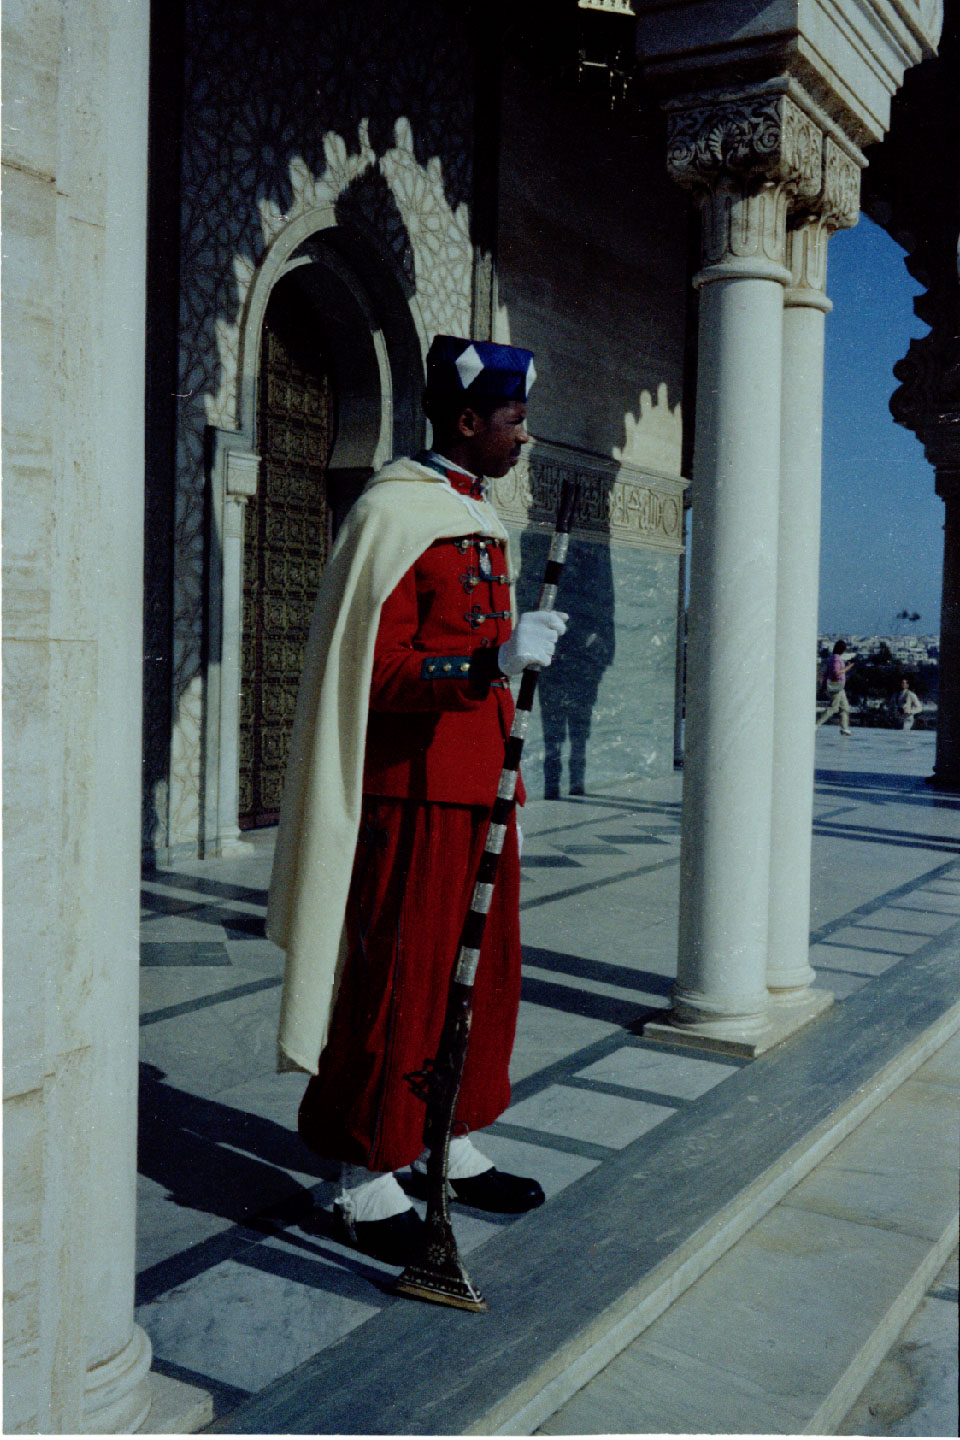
137, 1062, 336, 1230
519, 525, 616, 799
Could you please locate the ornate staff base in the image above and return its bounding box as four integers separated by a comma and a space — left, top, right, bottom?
393, 1213, 487, 1312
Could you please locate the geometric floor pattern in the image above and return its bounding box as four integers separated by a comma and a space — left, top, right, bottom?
136, 730, 960, 1419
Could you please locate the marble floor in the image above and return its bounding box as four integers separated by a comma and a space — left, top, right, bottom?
136, 729, 959, 1426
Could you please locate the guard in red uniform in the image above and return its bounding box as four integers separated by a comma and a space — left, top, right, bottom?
267, 335, 567, 1265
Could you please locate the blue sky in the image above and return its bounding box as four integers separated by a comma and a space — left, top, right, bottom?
819, 215, 942, 636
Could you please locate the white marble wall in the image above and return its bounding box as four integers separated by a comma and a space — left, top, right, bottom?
3, 1, 151, 1430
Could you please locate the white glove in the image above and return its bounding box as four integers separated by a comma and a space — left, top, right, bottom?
498, 611, 568, 676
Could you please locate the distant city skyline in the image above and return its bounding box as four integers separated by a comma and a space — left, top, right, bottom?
819, 215, 943, 637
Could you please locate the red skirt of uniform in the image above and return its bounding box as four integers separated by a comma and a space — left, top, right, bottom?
298, 797, 522, 1173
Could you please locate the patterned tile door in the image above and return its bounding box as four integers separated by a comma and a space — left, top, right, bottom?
240, 285, 336, 828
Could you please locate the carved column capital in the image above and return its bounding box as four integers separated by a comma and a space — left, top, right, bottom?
667, 89, 865, 288
666, 91, 822, 195
820, 137, 861, 231
223, 447, 260, 499
667, 90, 825, 282
784, 136, 862, 306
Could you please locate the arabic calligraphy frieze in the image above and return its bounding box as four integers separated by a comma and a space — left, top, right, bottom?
494, 444, 687, 553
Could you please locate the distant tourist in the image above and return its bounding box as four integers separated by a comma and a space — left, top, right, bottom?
816, 640, 855, 736
893, 676, 923, 731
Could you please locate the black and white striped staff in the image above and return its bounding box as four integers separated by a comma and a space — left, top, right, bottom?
395, 480, 579, 1313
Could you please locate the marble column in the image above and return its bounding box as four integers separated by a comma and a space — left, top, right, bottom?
3, 1, 156, 1431
67, 2, 154, 1427
646, 91, 823, 1053
202, 437, 260, 856
767, 141, 860, 1002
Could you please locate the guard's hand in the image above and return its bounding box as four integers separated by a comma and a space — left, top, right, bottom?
498, 611, 568, 676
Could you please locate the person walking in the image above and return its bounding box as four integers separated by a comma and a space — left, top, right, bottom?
816, 639, 855, 735
894, 676, 923, 730
266, 335, 567, 1266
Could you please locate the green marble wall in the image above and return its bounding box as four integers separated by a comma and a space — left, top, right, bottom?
507, 524, 680, 799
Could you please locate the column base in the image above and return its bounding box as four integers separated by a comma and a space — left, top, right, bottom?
644, 987, 833, 1059
139, 1371, 215, 1434
927, 769, 960, 794
767, 961, 817, 993
81, 1325, 152, 1434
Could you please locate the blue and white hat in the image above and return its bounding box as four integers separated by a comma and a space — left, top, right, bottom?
426, 334, 536, 403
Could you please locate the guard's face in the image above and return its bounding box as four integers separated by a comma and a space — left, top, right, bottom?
460, 401, 530, 478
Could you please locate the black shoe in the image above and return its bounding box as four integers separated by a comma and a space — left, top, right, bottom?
449, 1167, 545, 1214
332, 1203, 426, 1266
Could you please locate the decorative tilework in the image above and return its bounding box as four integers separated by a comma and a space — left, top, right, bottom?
155, 0, 481, 852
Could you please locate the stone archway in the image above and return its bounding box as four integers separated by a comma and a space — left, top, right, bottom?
201, 214, 426, 856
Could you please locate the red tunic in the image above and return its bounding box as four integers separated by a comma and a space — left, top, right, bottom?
298, 467, 524, 1172
363, 524, 524, 805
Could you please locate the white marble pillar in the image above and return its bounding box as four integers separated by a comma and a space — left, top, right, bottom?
767, 222, 830, 995
3, 0, 155, 1431
217, 495, 249, 850
202, 438, 260, 856
71, 2, 154, 1428
767, 146, 859, 1001
647, 92, 824, 1054
671, 205, 786, 1042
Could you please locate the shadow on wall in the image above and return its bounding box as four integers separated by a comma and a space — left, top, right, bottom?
519, 513, 616, 799
495, 50, 693, 796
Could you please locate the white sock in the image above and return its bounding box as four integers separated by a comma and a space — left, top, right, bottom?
412, 1134, 494, 1180
335, 1165, 412, 1224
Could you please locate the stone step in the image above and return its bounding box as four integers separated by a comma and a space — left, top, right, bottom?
209, 939, 959, 1435
536, 1033, 960, 1435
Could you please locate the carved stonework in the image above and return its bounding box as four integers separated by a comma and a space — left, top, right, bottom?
493, 441, 687, 553
892, 326, 960, 467
666, 92, 822, 197
666, 91, 825, 272
890, 229, 960, 472
156, 0, 478, 851
785, 137, 862, 300
821, 137, 860, 230
697, 182, 792, 270
224, 449, 260, 498
785, 217, 831, 297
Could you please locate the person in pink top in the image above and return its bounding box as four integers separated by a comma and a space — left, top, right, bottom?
816, 639, 855, 735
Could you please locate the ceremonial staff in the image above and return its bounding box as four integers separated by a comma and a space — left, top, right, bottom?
395, 480, 579, 1312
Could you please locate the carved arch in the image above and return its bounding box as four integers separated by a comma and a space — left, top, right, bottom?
232, 205, 428, 470
202, 208, 429, 855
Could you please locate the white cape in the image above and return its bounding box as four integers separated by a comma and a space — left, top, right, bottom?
266, 456, 512, 1074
